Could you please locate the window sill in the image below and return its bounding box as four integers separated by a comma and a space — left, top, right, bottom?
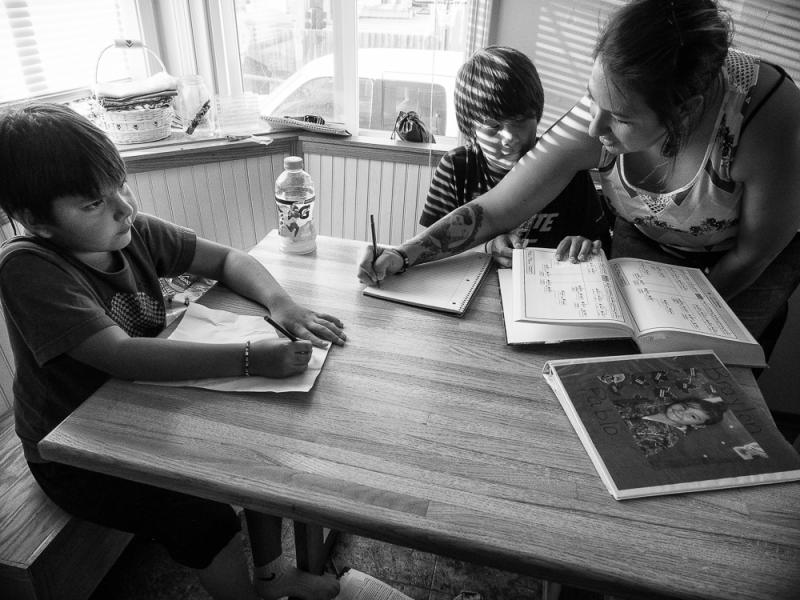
121, 129, 453, 173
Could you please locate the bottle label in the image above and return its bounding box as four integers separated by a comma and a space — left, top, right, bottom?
275, 195, 316, 246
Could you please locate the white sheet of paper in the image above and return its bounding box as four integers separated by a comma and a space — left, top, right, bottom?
137, 303, 329, 392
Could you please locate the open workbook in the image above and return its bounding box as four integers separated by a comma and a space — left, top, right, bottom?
543, 350, 800, 499
363, 250, 492, 316
333, 568, 412, 600
499, 247, 765, 367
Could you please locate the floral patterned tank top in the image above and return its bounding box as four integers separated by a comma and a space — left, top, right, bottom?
598, 49, 760, 254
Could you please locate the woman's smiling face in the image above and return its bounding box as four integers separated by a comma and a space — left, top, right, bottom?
586, 57, 667, 155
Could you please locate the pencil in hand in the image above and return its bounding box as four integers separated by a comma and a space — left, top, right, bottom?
264, 315, 298, 341
370, 214, 380, 288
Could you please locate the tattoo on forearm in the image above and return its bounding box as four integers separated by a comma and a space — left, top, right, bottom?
416, 205, 485, 263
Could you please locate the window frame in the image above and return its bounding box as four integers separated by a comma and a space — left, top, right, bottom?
1, 0, 476, 146
204, 1, 472, 139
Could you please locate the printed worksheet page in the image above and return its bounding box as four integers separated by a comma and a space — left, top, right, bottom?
611, 258, 741, 339
514, 248, 627, 325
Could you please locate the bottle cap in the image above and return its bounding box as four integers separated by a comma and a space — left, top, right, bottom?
284, 156, 304, 170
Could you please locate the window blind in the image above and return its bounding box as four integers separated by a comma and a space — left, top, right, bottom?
521, 0, 800, 132
0, 0, 143, 103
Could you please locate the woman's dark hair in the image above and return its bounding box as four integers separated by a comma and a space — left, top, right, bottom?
593, 0, 733, 157
0, 102, 125, 224
454, 45, 544, 144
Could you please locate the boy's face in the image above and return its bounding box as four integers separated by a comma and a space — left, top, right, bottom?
473, 116, 538, 171
39, 182, 138, 263
665, 401, 712, 427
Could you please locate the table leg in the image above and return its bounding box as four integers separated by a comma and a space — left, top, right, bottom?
292, 521, 338, 575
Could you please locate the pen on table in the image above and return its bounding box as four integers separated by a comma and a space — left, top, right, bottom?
370, 213, 380, 288
264, 316, 298, 342
186, 99, 211, 135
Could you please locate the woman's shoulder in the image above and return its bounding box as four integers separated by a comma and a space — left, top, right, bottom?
747, 62, 800, 118
733, 66, 800, 177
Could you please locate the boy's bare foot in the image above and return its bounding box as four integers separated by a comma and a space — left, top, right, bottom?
255, 559, 340, 600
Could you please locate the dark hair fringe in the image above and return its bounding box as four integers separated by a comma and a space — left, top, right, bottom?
454, 46, 544, 143
0, 103, 126, 223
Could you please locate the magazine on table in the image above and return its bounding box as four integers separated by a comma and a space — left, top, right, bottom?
542, 350, 800, 500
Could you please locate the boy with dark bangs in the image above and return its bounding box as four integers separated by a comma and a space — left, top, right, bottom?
0, 102, 343, 600
420, 46, 610, 265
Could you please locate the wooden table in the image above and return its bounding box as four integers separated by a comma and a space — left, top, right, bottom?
39, 233, 800, 600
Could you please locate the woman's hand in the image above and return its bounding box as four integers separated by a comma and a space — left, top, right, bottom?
357, 246, 405, 285
268, 303, 346, 348
555, 236, 603, 262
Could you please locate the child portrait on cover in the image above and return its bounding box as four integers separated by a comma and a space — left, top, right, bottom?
613, 396, 726, 458
598, 365, 771, 467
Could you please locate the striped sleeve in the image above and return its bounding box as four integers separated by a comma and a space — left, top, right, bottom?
419, 150, 462, 227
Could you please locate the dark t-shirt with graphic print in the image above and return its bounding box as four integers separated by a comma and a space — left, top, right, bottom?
0, 213, 195, 463
420, 145, 611, 249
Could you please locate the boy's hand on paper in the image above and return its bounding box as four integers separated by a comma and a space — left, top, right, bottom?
486, 233, 516, 267
555, 236, 603, 263
251, 338, 313, 378
270, 304, 347, 347
357, 246, 404, 285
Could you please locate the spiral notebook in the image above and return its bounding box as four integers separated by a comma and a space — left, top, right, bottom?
363, 250, 492, 316
261, 115, 351, 136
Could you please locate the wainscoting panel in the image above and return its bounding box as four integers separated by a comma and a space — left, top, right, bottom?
129, 152, 435, 250
128, 155, 286, 250
304, 152, 434, 246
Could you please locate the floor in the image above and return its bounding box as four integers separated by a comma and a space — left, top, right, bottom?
88, 515, 550, 600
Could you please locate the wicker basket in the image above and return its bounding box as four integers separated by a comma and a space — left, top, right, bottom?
92, 40, 175, 145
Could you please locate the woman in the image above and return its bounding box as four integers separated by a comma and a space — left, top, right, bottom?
360, 0, 800, 356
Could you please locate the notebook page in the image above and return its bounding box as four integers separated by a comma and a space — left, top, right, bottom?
363, 251, 492, 315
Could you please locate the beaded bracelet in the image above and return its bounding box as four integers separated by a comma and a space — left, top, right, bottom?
392, 247, 410, 273
243, 340, 251, 377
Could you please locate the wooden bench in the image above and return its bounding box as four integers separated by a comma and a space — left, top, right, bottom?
0, 263, 132, 600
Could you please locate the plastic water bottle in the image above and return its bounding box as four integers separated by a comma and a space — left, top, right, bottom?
275, 156, 317, 254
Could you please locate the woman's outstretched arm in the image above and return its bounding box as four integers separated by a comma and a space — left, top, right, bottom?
359, 97, 602, 284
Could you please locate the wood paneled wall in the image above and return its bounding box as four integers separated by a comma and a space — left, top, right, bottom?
128, 155, 285, 250
304, 153, 435, 246
127, 152, 435, 251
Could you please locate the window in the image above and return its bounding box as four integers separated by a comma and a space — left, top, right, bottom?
268, 72, 449, 134
231, 0, 476, 139
4, 0, 797, 145
256, 45, 460, 136
0, 0, 149, 104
